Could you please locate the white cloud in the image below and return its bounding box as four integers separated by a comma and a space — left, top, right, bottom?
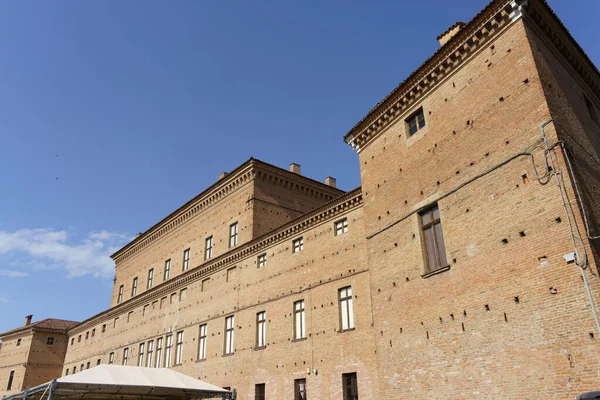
0, 269, 29, 278
0, 292, 10, 303
0, 229, 130, 278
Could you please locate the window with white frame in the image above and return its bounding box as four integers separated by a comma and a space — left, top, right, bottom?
175, 331, 184, 365
122, 347, 129, 365
229, 223, 238, 248
258, 253, 267, 268
165, 334, 173, 367
335, 218, 349, 236
131, 277, 138, 296
293, 237, 304, 253
164, 259, 171, 281
205, 236, 213, 260
146, 340, 154, 368
117, 285, 124, 303
147, 269, 154, 289
224, 316, 235, 355
155, 338, 163, 368
138, 343, 145, 367
294, 300, 306, 340
339, 286, 354, 331
183, 248, 190, 271
256, 311, 266, 348
198, 324, 207, 360
108, 352, 114, 365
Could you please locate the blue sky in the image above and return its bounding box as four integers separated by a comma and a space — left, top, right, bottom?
0, 0, 598, 333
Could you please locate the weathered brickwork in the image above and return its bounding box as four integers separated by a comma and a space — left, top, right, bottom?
2, 1, 600, 399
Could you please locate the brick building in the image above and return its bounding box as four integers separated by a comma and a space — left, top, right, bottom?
2, 0, 600, 398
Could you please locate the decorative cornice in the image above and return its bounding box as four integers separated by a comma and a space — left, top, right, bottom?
344, 0, 523, 152
69, 188, 363, 335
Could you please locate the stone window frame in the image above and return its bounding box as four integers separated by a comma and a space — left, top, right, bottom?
339, 286, 354, 332
292, 237, 304, 253
406, 106, 426, 136
257, 253, 267, 268
335, 218, 349, 236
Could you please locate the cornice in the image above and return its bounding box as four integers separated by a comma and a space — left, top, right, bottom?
344, 0, 523, 152
69, 188, 363, 335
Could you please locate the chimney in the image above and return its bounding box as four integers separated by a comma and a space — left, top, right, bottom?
325, 177, 336, 188
218, 172, 229, 180
289, 163, 301, 175
25, 315, 32, 326
135, 232, 142, 238
437, 22, 465, 46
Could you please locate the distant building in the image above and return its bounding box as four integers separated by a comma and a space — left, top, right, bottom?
2, 0, 600, 398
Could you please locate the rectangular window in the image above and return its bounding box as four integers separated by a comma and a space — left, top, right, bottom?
117, 285, 124, 303
70, 338, 74, 345
295, 378, 307, 400
122, 347, 129, 365
102, 324, 106, 333
342, 372, 358, 400
256, 311, 266, 348
335, 218, 349, 236
584, 93, 598, 122
170, 293, 177, 304
155, 338, 163, 368
294, 300, 306, 340
165, 334, 173, 367
160, 297, 167, 309
47, 337, 54, 345
96, 359, 101, 366
80, 364, 84, 372
138, 343, 145, 367
7, 371, 14, 391
179, 288, 187, 301
293, 237, 304, 253
143, 305, 149, 317
108, 352, 114, 365
229, 222, 238, 248
257, 253, 267, 268
92, 329, 95, 337
164, 259, 171, 281
339, 286, 354, 331
205, 236, 213, 260
183, 248, 190, 271
255, 383, 265, 400
419, 204, 448, 272
406, 107, 425, 135
65, 369, 69, 376
198, 324, 207, 360
224, 316, 235, 355
86, 362, 90, 370
226, 267, 237, 282
147, 268, 154, 289
85, 332, 89, 340
202, 278, 210, 292
127, 311, 133, 323
72, 366, 76, 374
78, 335, 81, 343
131, 277, 138, 297
147, 340, 154, 368
175, 331, 184, 365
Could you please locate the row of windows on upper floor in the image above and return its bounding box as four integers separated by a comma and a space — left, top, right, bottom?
5, 336, 55, 349
67, 285, 355, 376
115, 218, 351, 304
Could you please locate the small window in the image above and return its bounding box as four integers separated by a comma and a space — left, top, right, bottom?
419, 204, 448, 273
47, 337, 54, 345
65, 368, 69, 376
96, 359, 101, 366
226, 267, 237, 282
101, 324, 106, 333
80, 364, 84, 372
180, 288, 188, 301
205, 236, 213, 260
257, 253, 267, 268
164, 259, 171, 281
170, 293, 177, 304
165, 334, 173, 368
201, 278, 210, 292
91, 329, 95, 337
78, 335, 81, 343
147, 268, 154, 289
175, 331, 184, 365
183, 248, 191, 271
86, 362, 90, 370
143, 305, 149, 317
224, 316, 235, 355
16, 339, 21, 346
114, 317, 119, 328
122, 348, 129, 365
198, 324, 208, 360
108, 352, 115, 365
335, 218, 349, 236
127, 311, 133, 323
339, 286, 354, 331
70, 338, 74, 345
294, 300, 306, 340
229, 223, 238, 248
155, 338, 164, 368
117, 285, 124, 303
293, 237, 304, 253
256, 311, 266, 349
406, 107, 426, 135
131, 277, 138, 297
342, 372, 358, 400
7, 371, 14, 390
584, 94, 598, 123
255, 383, 265, 400
72, 366, 77, 374
160, 297, 167, 308
295, 378, 307, 400
85, 331, 89, 340
146, 340, 154, 368
138, 343, 145, 367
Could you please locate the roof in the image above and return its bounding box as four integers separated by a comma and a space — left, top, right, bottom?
0, 318, 79, 338
3, 365, 230, 400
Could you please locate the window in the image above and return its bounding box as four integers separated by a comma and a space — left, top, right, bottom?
147, 269, 154, 289
205, 236, 213, 260
255, 383, 265, 400
293, 237, 304, 253
584, 93, 598, 123
170, 293, 177, 304
229, 222, 238, 248
342, 372, 358, 400
92, 329, 95, 337
339, 286, 354, 331
65, 369, 69, 376
294, 300, 306, 340
86, 362, 90, 369
179, 288, 187, 301
16, 339, 21, 346
127, 311, 133, 323
102, 324, 106, 333
160, 297, 167, 308
295, 378, 307, 400
406, 107, 425, 135
198, 324, 207, 360
7, 371, 14, 391
114, 318, 119, 328
96, 359, 101, 366
419, 204, 448, 272
80, 364, 84, 372
257, 253, 267, 268
108, 352, 114, 365
256, 311, 266, 349
224, 316, 235, 355
72, 366, 76, 374
164, 259, 171, 281
183, 248, 190, 271
70, 338, 74, 345
138, 343, 145, 367
202, 278, 210, 292
147, 340, 154, 368
118, 285, 124, 303
122, 347, 129, 365
131, 277, 138, 297
143, 305, 149, 317
47, 337, 54, 345
175, 331, 184, 365
335, 218, 349, 236
85, 331, 89, 340
78, 335, 81, 343
226, 267, 237, 282
156, 338, 163, 368
165, 334, 173, 367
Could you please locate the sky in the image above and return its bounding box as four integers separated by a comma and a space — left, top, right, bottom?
0, 0, 598, 334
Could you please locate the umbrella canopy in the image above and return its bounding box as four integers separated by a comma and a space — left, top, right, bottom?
2, 365, 231, 400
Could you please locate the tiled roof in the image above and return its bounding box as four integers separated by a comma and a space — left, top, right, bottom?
0, 318, 79, 338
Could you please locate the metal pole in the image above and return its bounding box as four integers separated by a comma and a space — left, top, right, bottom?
47, 380, 57, 400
